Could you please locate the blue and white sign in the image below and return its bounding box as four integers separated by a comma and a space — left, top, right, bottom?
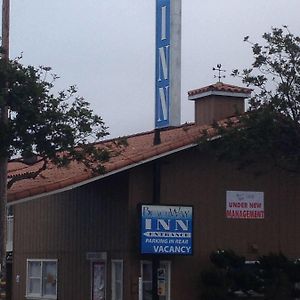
155, 0, 171, 128
141, 205, 193, 255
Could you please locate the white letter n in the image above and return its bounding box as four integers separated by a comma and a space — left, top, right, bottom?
158, 46, 169, 81
161, 6, 167, 40
158, 86, 169, 121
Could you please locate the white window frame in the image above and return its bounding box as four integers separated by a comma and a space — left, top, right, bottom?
111, 260, 123, 300
26, 259, 58, 300
6, 207, 13, 252
140, 261, 152, 300
140, 260, 171, 300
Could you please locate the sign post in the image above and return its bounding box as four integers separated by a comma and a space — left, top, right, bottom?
151, 162, 161, 300
0, 1, 10, 299
151, 2, 182, 299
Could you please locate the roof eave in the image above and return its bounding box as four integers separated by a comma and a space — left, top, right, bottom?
8, 142, 198, 206
188, 90, 251, 100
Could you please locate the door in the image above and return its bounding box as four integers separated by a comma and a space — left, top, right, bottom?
92, 261, 106, 300
140, 261, 171, 300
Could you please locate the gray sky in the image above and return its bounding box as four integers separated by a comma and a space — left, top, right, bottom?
6, 0, 300, 138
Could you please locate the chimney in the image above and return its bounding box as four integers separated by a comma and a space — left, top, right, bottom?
188, 82, 252, 126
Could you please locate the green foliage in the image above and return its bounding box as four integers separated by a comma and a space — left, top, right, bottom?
201, 27, 300, 174
0, 55, 111, 187
201, 250, 262, 299
201, 250, 300, 300
210, 249, 245, 269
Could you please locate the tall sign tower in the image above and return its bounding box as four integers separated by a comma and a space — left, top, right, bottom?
155, 0, 181, 129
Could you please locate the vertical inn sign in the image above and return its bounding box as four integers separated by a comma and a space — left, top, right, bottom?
155, 0, 171, 128
141, 205, 193, 255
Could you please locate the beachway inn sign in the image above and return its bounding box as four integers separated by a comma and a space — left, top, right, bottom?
140, 205, 193, 255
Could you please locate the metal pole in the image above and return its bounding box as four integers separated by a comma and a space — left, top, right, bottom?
0, 1, 10, 298
153, 128, 161, 145
152, 162, 160, 300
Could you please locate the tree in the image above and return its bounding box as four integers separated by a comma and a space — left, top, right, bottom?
0, 51, 112, 298
201, 27, 300, 174
201, 250, 300, 300
0, 58, 111, 184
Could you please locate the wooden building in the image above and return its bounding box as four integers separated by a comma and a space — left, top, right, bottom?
6, 83, 300, 300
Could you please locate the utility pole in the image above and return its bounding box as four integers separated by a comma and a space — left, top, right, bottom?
2, 0, 9, 59
0, 0, 10, 298
152, 161, 160, 300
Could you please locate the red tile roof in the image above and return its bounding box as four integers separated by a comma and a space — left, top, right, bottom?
7, 116, 241, 203
5, 121, 220, 202
188, 82, 252, 97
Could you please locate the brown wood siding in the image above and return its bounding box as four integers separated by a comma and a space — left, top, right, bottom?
11, 147, 300, 300
12, 172, 129, 300
195, 95, 244, 125
127, 148, 300, 300
127, 164, 154, 298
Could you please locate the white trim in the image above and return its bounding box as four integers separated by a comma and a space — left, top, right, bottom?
6, 215, 13, 252
26, 259, 58, 300
8, 143, 197, 206
140, 261, 152, 300
86, 252, 107, 261
111, 260, 123, 300
245, 260, 259, 264
188, 90, 251, 100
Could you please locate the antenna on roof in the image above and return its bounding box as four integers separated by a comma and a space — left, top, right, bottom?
213, 64, 226, 83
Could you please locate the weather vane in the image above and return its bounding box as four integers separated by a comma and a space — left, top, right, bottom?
212, 64, 226, 82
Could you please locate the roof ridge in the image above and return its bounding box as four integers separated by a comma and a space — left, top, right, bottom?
188, 82, 252, 96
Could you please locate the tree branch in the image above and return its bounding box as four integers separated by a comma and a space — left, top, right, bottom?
7, 158, 47, 189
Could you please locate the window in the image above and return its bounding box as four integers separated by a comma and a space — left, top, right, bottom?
141, 261, 152, 300
26, 259, 57, 299
6, 215, 13, 252
111, 260, 123, 300
91, 261, 106, 300
6, 206, 13, 252
140, 261, 171, 300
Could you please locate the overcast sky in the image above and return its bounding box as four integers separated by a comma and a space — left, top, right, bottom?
6, 0, 300, 138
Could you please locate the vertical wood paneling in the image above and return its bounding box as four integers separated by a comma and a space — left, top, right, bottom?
11, 147, 300, 300
156, 149, 300, 300
12, 172, 129, 300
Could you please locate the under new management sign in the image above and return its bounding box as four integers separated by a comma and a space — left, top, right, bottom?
226, 191, 264, 219
140, 205, 193, 255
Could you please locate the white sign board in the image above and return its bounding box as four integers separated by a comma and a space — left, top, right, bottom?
226, 191, 264, 219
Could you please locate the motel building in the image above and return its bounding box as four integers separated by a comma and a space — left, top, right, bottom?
3, 1, 300, 299
5, 81, 300, 300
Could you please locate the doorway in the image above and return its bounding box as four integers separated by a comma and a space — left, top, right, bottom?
91, 261, 106, 300
140, 261, 171, 300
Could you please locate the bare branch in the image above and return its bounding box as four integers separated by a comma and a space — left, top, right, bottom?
7, 158, 47, 189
